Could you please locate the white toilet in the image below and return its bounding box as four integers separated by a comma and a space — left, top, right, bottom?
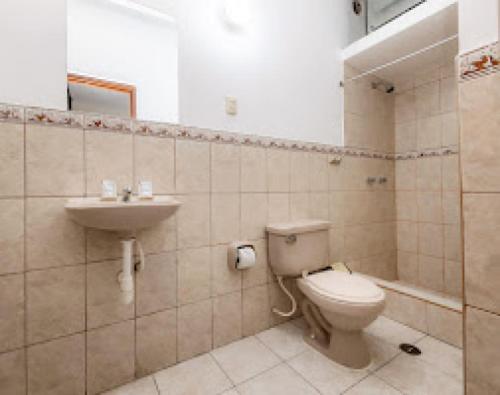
266, 220, 385, 369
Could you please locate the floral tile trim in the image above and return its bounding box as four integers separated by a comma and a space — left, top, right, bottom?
84, 113, 132, 133
394, 146, 459, 160
459, 41, 499, 82
0, 103, 24, 123
26, 107, 83, 128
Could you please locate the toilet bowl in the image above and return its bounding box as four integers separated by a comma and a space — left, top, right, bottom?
297, 270, 385, 369
266, 220, 385, 369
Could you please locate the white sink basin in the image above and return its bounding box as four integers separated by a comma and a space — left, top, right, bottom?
65, 196, 181, 231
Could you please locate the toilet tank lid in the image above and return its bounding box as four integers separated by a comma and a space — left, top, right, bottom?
266, 220, 331, 236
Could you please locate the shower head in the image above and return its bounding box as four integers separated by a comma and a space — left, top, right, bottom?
371, 81, 395, 94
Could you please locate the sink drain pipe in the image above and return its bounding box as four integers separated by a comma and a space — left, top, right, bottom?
117, 238, 146, 305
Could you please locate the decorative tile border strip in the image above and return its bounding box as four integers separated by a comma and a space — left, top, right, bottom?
0, 103, 459, 160
458, 41, 499, 83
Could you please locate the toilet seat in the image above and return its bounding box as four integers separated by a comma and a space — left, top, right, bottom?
300, 271, 384, 306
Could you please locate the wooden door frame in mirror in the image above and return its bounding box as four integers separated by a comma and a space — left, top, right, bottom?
67, 73, 137, 118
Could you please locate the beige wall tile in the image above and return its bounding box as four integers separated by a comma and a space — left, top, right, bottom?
395, 160, 416, 191
441, 112, 459, 148
444, 225, 462, 263
211, 143, 240, 193
310, 193, 329, 221
415, 81, 440, 118
0, 199, 24, 275
0, 274, 24, 353
442, 155, 459, 191
26, 198, 85, 270
290, 151, 309, 192
177, 194, 210, 249
417, 191, 442, 223
211, 194, 240, 244
26, 266, 85, 344
0, 123, 24, 197
87, 320, 135, 395
397, 251, 419, 283
177, 299, 212, 361
460, 72, 500, 192
395, 121, 417, 153
134, 135, 174, 194
328, 192, 344, 226
464, 194, 500, 314
26, 125, 84, 196
242, 284, 270, 336
0, 349, 26, 395
444, 260, 463, 298
397, 221, 418, 253
240, 193, 267, 240
309, 153, 328, 192
395, 90, 416, 124
86, 229, 123, 263
136, 309, 177, 376
175, 139, 210, 193
267, 149, 290, 192
328, 160, 345, 191
383, 289, 427, 332
290, 193, 310, 220
136, 252, 177, 316
329, 226, 345, 262
440, 76, 457, 113
465, 306, 500, 394
138, 215, 177, 255
177, 247, 211, 305
417, 157, 442, 191
396, 192, 417, 222
418, 223, 443, 258
417, 115, 442, 150
242, 239, 268, 289
418, 255, 444, 292
27, 333, 85, 395
85, 130, 133, 195
211, 244, 241, 296
87, 260, 135, 329
426, 304, 462, 349
213, 291, 242, 348
241, 146, 267, 192
268, 193, 290, 224
442, 191, 460, 224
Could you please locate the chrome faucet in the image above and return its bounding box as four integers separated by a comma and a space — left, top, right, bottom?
122, 186, 132, 202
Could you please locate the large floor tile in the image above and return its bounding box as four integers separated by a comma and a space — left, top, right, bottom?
211, 336, 281, 384
365, 335, 401, 371
154, 354, 232, 395
237, 364, 319, 395
375, 354, 463, 395
344, 376, 403, 395
102, 376, 158, 395
256, 322, 308, 360
365, 316, 426, 347
416, 336, 463, 380
288, 349, 369, 395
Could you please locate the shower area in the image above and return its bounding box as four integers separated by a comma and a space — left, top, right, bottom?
342, 0, 462, 347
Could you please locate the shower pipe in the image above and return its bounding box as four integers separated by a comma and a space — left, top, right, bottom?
341, 34, 458, 85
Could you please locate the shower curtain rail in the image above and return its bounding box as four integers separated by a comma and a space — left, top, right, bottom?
343, 34, 458, 84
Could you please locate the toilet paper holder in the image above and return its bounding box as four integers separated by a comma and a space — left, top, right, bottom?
228, 241, 256, 270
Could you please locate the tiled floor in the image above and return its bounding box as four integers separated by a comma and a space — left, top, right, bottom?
103, 316, 463, 395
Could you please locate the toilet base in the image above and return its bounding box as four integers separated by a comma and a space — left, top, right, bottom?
304, 326, 371, 369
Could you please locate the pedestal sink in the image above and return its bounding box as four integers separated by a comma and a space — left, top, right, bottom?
65, 196, 180, 232
65, 196, 180, 304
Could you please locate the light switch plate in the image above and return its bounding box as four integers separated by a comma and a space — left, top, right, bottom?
225, 96, 238, 116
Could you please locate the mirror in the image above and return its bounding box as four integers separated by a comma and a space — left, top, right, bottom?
67, 0, 178, 123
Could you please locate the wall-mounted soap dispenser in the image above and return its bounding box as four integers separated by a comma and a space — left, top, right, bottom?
228, 242, 256, 270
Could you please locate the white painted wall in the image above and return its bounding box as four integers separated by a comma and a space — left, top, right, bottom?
68, 0, 178, 123
0, 0, 67, 109
459, 0, 499, 53
178, 0, 351, 145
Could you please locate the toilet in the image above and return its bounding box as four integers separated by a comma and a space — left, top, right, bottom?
266, 220, 385, 369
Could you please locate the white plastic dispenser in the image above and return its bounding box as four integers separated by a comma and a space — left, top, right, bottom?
228, 242, 256, 270
101, 180, 117, 200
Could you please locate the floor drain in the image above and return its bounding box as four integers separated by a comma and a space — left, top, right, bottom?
399, 343, 421, 355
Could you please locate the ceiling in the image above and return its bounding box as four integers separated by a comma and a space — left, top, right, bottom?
130, 0, 177, 18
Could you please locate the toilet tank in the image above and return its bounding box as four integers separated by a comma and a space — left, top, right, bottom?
266, 220, 331, 277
